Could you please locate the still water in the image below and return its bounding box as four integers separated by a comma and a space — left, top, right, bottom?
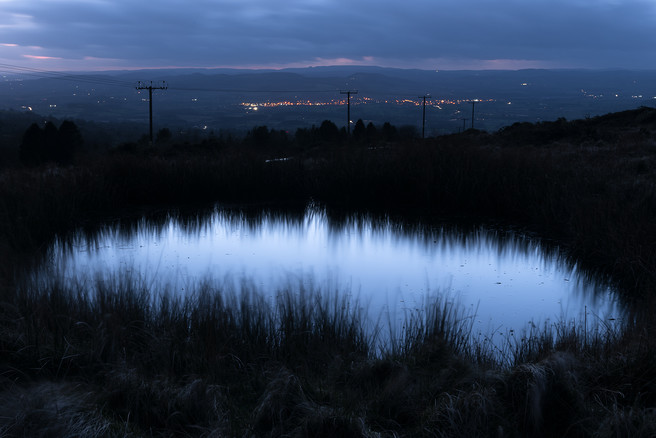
44, 205, 621, 338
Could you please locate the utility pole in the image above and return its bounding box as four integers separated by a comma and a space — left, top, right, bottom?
461, 118, 468, 133
136, 81, 168, 145
470, 99, 478, 130
340, 90, 358, 136
419, 94, 430, 139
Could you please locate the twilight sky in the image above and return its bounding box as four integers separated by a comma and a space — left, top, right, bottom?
1, 0, 655, 71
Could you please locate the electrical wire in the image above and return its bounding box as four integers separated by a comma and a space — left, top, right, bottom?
168, 86, 338, 94
0, 62, 135, 88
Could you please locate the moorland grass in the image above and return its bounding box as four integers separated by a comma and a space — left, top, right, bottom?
1, 273, 653, 437
1, 107, 656, 435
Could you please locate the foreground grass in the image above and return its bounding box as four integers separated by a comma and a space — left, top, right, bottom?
1, 275, 654, 437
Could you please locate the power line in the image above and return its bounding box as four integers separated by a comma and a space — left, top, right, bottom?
0, 62, 492, 135
168, 86, 338, 94
0, 63, 449, 99
0, 64, 337, 93
0, 63, 134, 88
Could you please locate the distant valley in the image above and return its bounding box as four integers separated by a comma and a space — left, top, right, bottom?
1, 66, 655, 141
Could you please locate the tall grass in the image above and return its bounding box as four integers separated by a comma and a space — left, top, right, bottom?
2, 272, 653, 436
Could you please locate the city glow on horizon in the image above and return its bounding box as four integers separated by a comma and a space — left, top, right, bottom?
241, 97, 494, 109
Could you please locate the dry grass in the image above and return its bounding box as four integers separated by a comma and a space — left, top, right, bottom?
0, 272, 655, 436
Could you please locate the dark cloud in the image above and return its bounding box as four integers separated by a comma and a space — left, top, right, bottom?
0, 0, 654, 69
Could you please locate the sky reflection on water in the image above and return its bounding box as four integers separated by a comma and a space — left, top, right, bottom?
47, 205, 622, 337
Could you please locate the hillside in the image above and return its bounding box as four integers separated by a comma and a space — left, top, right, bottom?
0, 106, 656, 436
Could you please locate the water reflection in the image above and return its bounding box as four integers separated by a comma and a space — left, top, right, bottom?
46, 204, 622, 337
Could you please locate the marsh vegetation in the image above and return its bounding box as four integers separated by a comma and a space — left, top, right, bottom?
1, 107, 656, 436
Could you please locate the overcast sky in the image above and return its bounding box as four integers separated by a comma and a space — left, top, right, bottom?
1, 0, 655, 71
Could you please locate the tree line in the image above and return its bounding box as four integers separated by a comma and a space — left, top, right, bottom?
15, 117, 422, 167
19, 120, 83, 166
241, 119, 417, 149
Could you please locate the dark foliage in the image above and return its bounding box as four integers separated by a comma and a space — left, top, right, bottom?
317, 119, 341, 143
155, 127, 172, 145
245, 125, 290, 150
352, 119, 366, 141
18, 123, 45, 166
19, 120, 83, 166
381, 121, 398, 141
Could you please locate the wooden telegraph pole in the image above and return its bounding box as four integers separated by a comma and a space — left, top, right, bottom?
340, 90, 358, 136
470, 99, 478, 130
419, 94, 430, 139
136, 81, 168, 145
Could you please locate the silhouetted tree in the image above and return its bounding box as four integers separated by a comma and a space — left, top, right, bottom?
19, 123, 45, 166
246, 125, 270, 148
245, 125, 290, 149
20, 120, 83, 166
381, 122, 398, 141
156, 127, 172, 145
264, 128, 289, 149
56, 120, 83, 164
294, 127, 314, 146
365, 122, 378, 142
43, 121, 59, 162
318, 120, 339, 142
353, 119, 366, 142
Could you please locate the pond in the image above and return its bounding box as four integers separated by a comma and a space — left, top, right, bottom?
41, 204, 622, 343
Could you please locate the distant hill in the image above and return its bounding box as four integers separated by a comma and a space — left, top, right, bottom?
103, 67, 656, 99
5, 66, 655, 99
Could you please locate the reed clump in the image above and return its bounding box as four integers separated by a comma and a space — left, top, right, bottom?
2, 274, 655, 436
